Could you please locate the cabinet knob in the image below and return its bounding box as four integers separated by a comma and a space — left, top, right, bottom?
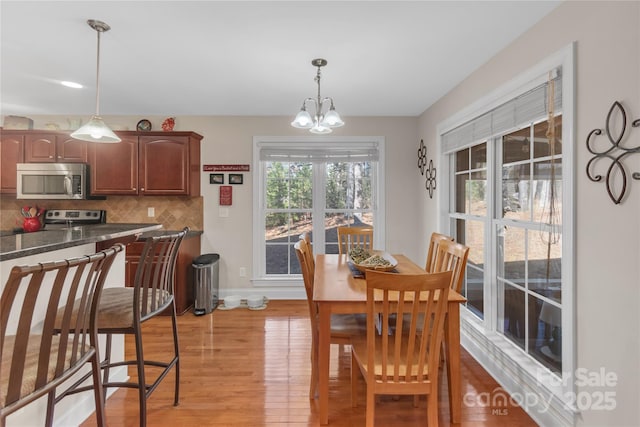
49, 155, 54, 159
141, 188, 145, 191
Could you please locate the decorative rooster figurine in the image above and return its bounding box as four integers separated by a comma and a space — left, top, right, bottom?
162, 117, 175, 131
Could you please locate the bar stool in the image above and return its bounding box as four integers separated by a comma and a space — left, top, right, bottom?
0, 244, 124, 427
97, 228, 187, 427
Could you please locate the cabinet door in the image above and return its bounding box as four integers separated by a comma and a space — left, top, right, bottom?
139, 136, 189, 195
25, 134, 56, 162
89, 135, 138, 195
0, 134, 25, 193
56, 137, 88, 162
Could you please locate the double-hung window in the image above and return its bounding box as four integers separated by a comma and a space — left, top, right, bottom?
252, 137, 384, 285
440, 47, 574, 409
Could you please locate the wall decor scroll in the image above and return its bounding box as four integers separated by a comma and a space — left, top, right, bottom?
425, 159, 437, 199
586, 101, 640, 204
418, 139, 427, 175
417, 139, 436, 199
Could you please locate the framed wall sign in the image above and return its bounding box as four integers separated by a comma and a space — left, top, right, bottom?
229, 173, 244, 184
210, 173, 224, 184
220, 185, 232, 205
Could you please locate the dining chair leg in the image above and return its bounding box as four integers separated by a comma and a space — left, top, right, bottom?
102, 333, 112, 404
427, 387, 438, 427
171, 304, 180, 406
365, 389, 375, 427
309, 338, 319, 399
45, 391, 55, 426
134, 327, 147, 427
91, 353, 107, 427
350, 351, 358, 408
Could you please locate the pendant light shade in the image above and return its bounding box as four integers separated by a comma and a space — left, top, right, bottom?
72, 115, 121, 142
291, 58, 344, 134
71, 19, 120, 143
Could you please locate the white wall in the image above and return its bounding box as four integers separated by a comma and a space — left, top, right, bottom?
179, 115, 421, 296
11, 115, 421, 298
417, 2, 640, 426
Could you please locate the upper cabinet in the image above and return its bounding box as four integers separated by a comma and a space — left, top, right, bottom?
0, 129, 202, 197
89, 131, 202, 197
89, 135, 139, 195
0, 132, 25, 193
24, 133, 88, 163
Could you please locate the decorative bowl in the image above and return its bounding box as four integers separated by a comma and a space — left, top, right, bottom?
351, 251, 398, 273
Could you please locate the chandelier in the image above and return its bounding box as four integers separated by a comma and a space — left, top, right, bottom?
291, 58, 344, 134
71, 19, 121, 143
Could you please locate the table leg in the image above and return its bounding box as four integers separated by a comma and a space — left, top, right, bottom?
318, 304, 331, 425
445, 302, 462, 423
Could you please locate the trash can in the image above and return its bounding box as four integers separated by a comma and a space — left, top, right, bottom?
193, 253, 219, 315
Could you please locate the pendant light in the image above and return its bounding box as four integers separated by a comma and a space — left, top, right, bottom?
291, 58, 344, 134
71, 19, 121, 143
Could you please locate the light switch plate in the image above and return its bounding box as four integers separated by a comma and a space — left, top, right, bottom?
147, 207, 155, 217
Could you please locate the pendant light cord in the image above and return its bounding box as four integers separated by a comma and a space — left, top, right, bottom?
94, 27, 102, 116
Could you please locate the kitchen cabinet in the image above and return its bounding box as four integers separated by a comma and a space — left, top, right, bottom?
0, 132, 24, 193
89, 131, 202, 196
24, 133, 88, 163
89, 135, 138, 195
124, 232, 201, 315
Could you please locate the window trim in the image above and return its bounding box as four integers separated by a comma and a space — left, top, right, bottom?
252, 136, 386, 287
436, 43, 575, 424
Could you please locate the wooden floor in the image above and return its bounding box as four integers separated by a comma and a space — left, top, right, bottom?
80, 300, 538, 426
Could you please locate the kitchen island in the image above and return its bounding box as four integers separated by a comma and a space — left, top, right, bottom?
0, 222, 161, 427
0, 223, 162, 261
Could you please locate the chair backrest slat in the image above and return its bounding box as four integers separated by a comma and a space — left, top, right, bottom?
425, 232, 454, 272
365, 270, 451, 386
295, 235, 318, 331
337, 226, 373, 256
433, 239, 470, 293
133, 228, 187, 321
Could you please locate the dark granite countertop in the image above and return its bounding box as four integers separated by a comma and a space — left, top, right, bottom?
0, 223, 162, 262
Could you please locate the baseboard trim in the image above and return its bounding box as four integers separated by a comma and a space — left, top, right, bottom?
220, 287, 307, 300
461, 316, 575, 427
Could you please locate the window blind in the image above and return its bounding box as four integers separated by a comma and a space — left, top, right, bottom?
442, 74, 562, 154
259, 144, 379, 163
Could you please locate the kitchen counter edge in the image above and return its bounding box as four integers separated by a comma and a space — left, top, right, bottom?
0, 223, 163, 262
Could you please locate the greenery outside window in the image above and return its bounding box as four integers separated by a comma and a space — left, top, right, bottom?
253, 137, 385, 284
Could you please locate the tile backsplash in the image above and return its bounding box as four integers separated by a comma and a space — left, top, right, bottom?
1, 195, 203, 231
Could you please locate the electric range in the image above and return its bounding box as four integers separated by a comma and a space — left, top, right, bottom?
43, 209, 107, 230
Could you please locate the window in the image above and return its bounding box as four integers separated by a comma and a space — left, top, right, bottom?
253, 137, 385, 284
453, 143, 487, 319
439, 52, 574, 405
497, 117, 562, 374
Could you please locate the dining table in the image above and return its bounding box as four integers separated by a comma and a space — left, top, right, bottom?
313, 253, 466, 425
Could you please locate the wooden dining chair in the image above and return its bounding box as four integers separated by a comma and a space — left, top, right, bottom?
295, 233, 366, 399
432, 238, 470, 293
337, 226, 373, 255
54, 228, 188, 427
0, 244, 124, 427
350, 270, 452, 427
425, 232, 454, 272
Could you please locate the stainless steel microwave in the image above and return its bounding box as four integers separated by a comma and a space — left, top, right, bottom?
17, 163, 89, 200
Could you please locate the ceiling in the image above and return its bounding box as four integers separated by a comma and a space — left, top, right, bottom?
1, 1, 560, 118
